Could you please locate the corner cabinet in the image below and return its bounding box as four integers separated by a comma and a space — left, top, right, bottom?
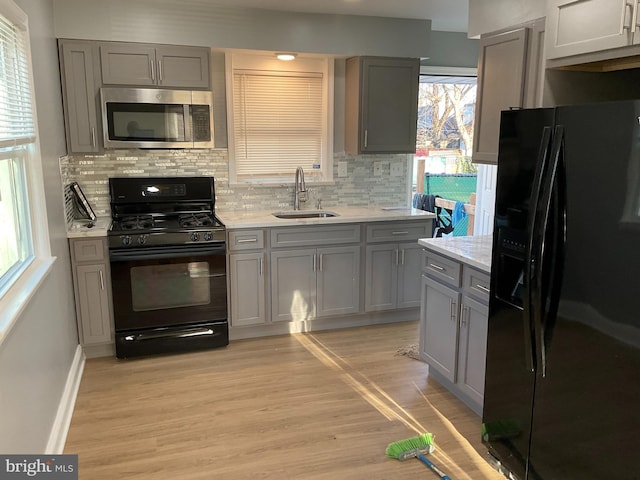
100, 42, 210, 88
345, 56, 420, 155
58, 40, 102, 153
546, 0, 639, 61
69, 238, 114, 356
364, 221, 431, 311
419, 248, 489, 416
472, 19, 545, 164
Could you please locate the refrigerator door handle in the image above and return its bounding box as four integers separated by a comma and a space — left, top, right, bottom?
534, 125, 566, 377
523, 126, 553, 373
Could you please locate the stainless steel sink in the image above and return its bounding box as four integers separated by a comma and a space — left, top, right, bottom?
272, 210, 338, 219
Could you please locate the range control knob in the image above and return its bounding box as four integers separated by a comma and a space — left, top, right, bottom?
121, 235, 132, 246
190, 232, 200, 242
203, 231, 213, 241
137, 235, 147, 245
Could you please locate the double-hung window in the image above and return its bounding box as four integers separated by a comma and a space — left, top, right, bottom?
226, 53, 333, 184
0, 0, 53, 339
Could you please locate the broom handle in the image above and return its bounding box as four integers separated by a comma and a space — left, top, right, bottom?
416, 452, 452, 480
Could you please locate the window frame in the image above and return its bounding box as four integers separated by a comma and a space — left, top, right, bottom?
225, 51, 334, 185
0, 0, 55, 345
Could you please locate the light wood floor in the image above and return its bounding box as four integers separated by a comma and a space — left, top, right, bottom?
65, 321, 503, 479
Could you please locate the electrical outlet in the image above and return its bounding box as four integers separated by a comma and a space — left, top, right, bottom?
390, 162, 403, 177
337, 161, 348, 177
373, 161, 383, 176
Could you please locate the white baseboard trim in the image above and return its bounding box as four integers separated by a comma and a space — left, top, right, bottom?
45, 344, 85, 454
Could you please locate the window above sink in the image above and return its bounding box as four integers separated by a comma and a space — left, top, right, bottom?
226, 52, 334, 185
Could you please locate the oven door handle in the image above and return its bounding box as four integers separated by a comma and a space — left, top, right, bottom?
110, 244, 226, 261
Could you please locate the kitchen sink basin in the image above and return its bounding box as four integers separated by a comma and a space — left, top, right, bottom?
272, 210, 338, 219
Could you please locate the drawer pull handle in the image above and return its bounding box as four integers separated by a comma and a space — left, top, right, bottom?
392, 231, 409, 235
237, 238, 258, 243
475, 284, 490, 293
429, 263, 445, 271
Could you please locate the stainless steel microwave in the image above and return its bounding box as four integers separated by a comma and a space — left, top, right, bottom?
100, 88, 214, 149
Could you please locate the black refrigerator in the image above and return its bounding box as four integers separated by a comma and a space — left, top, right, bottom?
483, 101, 640, 480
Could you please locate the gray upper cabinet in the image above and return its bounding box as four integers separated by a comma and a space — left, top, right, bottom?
472, 29, 528, 164
345, 56, 420, 155
59, 40, 101, 153
473, 20, 545, 165
100, 42, 210, 89
546, 0, 637, 60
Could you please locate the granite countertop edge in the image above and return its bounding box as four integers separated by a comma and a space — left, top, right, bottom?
418, 235, 493, 273
217, 206, 436, 229
66, 217, 112, 238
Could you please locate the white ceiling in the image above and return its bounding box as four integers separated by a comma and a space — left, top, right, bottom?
205, 0, 469, 32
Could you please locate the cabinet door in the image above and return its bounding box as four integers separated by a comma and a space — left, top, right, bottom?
316, 246, 361, 317
472, 28, 528, 164
360, 57, 419, 153
156, 46, 210, 88
546, 0, 633, 59
458, 295, 489, 406
100, 43, 157, 86
229, 252, 266, 327
75, 264, 112, 344
396, 242, 422, 308
59, 41, 100, 153
364, 244, 398, 312
271, 249, 316, 322
420, 275, 460, 383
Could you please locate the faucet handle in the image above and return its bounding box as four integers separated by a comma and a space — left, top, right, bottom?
316, 198, 322, 210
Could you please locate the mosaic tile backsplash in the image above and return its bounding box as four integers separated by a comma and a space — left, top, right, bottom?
59, 149, 410, 223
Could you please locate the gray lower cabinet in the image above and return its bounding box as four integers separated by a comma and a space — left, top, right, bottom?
419, 248, 490, 415
69, 238, 114, 348
58, 40, 101, 153
271, 246, 360, 322
420, 275, 460, 382
458, 295, 488, 406
228, 252, 266, 327
365, 242, 423, 311
100, 42, 210, 88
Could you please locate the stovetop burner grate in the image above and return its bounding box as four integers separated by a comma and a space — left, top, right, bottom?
118, 215, 155, 230
179, 212, 214, 228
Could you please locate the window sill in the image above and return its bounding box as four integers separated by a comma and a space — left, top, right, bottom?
0, 256, 57, 346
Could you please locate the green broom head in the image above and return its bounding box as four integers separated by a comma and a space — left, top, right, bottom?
386, 432, 435, 459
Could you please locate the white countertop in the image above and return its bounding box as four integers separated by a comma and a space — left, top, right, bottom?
217, 206, 436, 229
66, 217, 111, 238
418, 235, 493, 273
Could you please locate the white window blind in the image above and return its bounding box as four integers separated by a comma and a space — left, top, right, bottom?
0, 13, 35, 148
233, 70, 323, 179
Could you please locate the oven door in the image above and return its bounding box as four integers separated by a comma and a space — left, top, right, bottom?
109, 243, 227, 332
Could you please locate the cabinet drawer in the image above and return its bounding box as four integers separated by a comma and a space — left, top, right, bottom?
228, 229, 265, 251
463, 267, 490, 304
366, 221, 430, 242
422, 250, 461, 287
71, 238, 106, 263
271, 224, 360, 248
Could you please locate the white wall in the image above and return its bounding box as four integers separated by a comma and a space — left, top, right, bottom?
468, 0, 545, 38
0, 0, 79, 453
52, 0, 431, 57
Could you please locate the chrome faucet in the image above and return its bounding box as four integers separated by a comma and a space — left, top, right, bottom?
294, 167, 307, 210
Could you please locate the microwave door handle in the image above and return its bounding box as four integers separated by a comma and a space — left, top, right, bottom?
184, 104, 193, 143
